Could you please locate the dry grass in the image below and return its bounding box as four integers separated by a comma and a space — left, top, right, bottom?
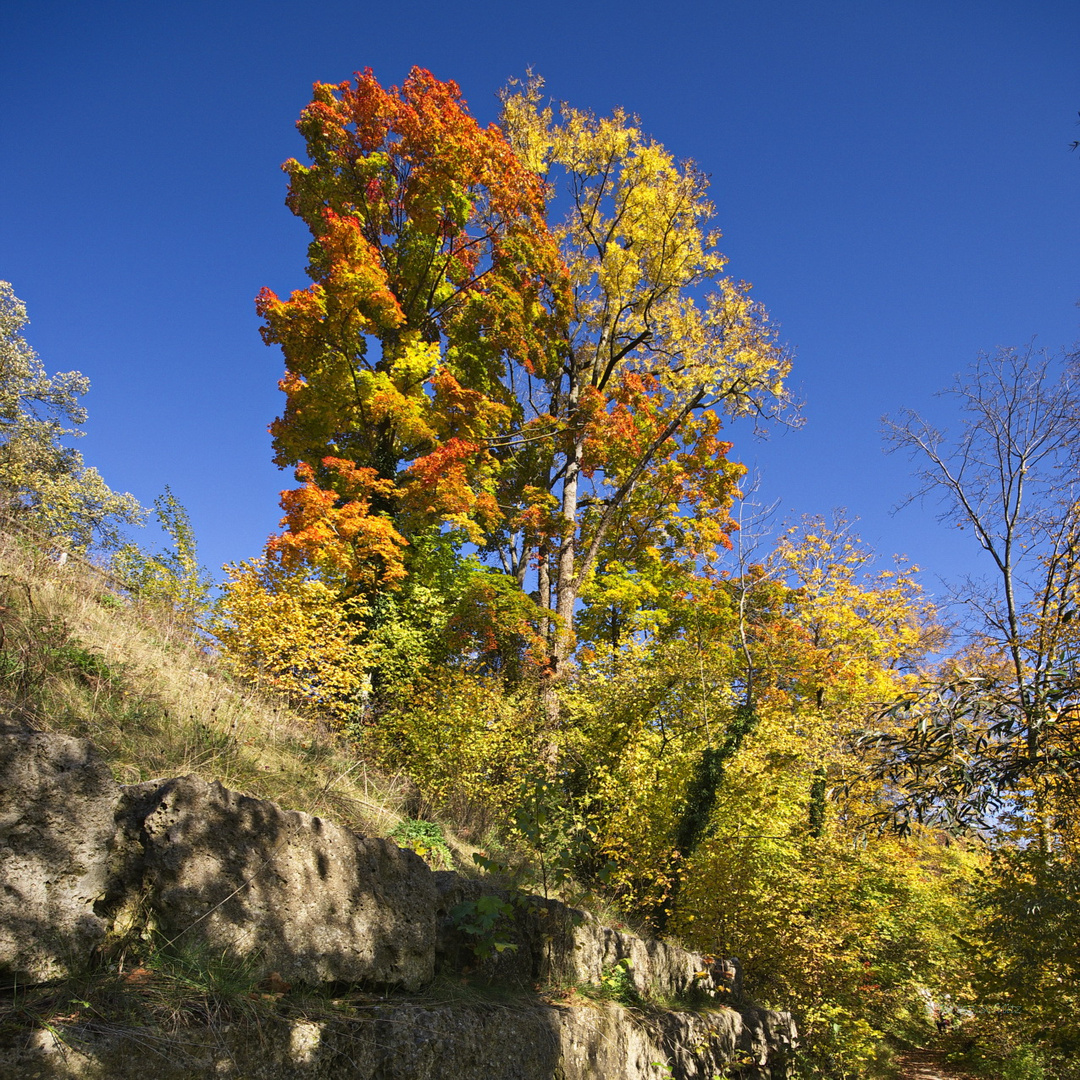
0, 525, 413, 841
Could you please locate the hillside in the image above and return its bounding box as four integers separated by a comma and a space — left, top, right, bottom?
0, 522, 412, 842
0, 524, 799, 1079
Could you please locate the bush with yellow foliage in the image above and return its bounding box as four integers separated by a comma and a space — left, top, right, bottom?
210, 557, 370, 726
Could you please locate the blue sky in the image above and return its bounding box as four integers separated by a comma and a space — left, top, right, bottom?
2, 0, 1077, 593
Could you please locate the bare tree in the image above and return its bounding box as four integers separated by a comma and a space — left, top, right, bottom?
873, 345, 1080, 835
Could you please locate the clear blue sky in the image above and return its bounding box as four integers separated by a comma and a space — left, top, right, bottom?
2, 0, 1077, 592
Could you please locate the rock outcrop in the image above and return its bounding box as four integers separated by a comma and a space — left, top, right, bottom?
129, 776, 437, 989
433, 872, 743, 1002
0, 731, 797, 1078
0, 733, 118, 983
1, 734, 437, 992
5, 1001, 793, 1080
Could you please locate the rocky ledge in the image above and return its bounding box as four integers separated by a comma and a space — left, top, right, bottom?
0, 731, 797, 1079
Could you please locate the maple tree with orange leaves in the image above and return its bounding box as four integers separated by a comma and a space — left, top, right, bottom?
258, 67, 565, 578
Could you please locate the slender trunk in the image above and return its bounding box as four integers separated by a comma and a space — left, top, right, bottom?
537, 539, 551, 643
543, 435, 580, 731
553, 434, 581, 666
1003, 530, 1048, 851
542, 347, 583, 731
537, 539, 559, 743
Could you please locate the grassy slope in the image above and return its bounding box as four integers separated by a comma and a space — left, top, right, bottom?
0, 525, 415, 844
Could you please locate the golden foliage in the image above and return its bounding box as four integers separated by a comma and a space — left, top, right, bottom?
367, 670, 543, 815
210, 557, 370, 725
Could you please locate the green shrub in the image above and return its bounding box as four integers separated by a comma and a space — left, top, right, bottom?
448, 894, 519, 961
390, 818, 454, 869
598, 957, 639, 1006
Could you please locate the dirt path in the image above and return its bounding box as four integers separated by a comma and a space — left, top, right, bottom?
895, 1049, 979, 1080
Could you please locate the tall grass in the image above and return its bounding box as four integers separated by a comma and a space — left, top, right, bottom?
0, 524, 409, 840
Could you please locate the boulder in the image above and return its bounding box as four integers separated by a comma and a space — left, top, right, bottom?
135, 776, 437, 989
0, 733, 120, 984
0, 735, 438, 991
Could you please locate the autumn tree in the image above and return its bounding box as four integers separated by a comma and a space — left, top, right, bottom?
494, 77, 790, 679
258, 67, 566, 597
871, 344, 1080, 1069
0, 281, 143, 551
211, 557, 371, 726
257, 70, 790, 703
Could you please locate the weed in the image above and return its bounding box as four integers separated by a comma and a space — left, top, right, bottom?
390, 818, 454, 869
50, 641, 114, 682
565, 957, 642, 1007
140, 938, 263, 1026
0, 943, 275, 1063
448, 894, 520, 961
599, 957, 640, 1006
712, 1058, 757, 1079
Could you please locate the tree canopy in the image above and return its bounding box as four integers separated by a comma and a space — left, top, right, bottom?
0, 281, 143, 551
213, 68, 1080, 1079
256, 69, 790, 694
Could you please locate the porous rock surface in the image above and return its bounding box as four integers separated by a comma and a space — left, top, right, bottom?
131, 776, 436, 989
0, 733, 119, 983
2, 999, 794, 1079
0, 733, 436, 990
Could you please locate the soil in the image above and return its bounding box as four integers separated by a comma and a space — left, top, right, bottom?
896, 1048, 981, 1080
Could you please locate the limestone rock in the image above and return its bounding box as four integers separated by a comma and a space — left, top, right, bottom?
136, 776, 437, 989
554, 910, 717, 999
0, 997, 797, 1079
0, 733, 120, 984
0, 731, 797, 1077
433, 873, 737, 1003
